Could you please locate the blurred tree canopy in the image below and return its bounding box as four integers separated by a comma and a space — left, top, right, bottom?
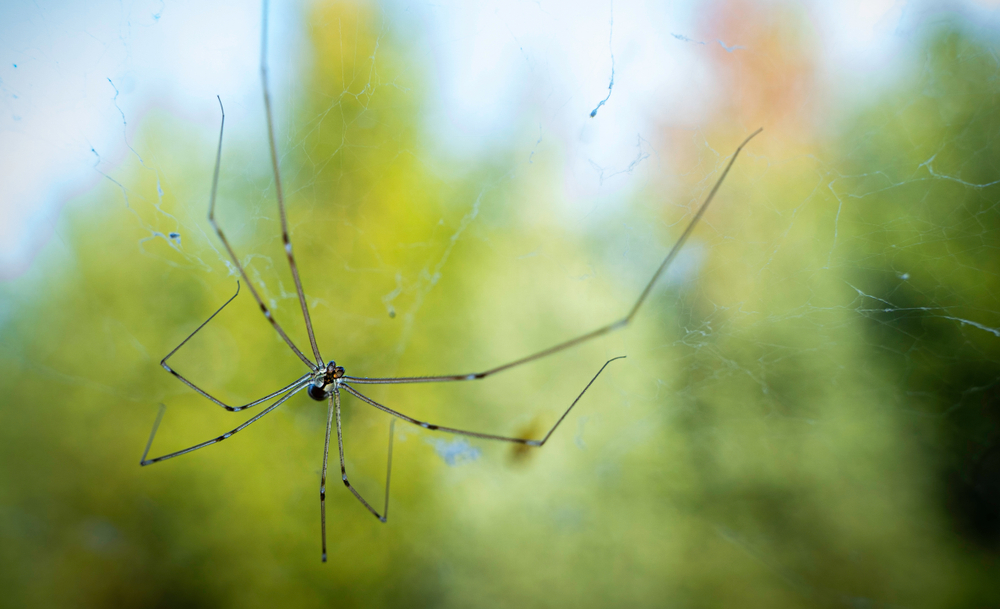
1, 3, 999, 608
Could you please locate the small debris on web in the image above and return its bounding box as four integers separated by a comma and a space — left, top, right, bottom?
107, 78, 150, 168
427, 438, 481, 466
671, 33, 706, 45
717, 39, 745, 53
528, 124, 543, 164
589, 0, 615, 118
671, 33, 744, 53
382, 273, 403, 319
588, 134, 651, 185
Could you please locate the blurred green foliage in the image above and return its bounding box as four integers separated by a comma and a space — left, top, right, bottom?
1, 4, 999, 608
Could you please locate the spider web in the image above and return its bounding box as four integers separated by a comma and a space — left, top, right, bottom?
1, 0, 999, 607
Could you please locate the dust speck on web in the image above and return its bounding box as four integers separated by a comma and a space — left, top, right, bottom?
427, 437, 481, 467
589, 0, 616, 118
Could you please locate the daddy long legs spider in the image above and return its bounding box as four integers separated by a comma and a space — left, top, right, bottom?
139, 0, 762, 563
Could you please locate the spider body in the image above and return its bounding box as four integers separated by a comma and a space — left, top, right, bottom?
308, 362, 345, 402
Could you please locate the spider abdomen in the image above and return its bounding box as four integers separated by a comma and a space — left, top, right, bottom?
307, 383, 327, 401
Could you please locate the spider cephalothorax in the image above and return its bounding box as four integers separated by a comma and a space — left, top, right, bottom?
308, 361, 345, 401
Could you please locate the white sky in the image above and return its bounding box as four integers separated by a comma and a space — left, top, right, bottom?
1, 0, 995, 279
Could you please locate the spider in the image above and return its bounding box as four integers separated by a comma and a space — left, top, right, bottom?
139, 0, 762, 563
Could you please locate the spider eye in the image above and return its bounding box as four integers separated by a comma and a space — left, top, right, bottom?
307, 383, 327, 402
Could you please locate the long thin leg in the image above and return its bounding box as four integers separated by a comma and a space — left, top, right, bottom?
208, 95, 315, 370
166, 368, 312, 414
345, 129, 761, 387
319, 397, 397, 562
342, 356, 624, 446
383, 419, 395, 521
320, 390, 334, 562
334, 389, 389, 522
140, 381, 309, 465
261, 0, 323, 367
160, 280, 313, 412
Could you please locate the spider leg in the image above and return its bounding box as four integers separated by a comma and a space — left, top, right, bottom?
384, 419, 395, 520
165, 369, 312, 414
260, 0, 323, 367
322, 389, 392, 562
320, 391, 333, 562
140, 381, 309, 466
207, 95, 317, 370
160, 280, 313, 412
341, 356, 623, 447
344, 128, 761, 387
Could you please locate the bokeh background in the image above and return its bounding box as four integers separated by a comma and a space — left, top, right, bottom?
2, 0, 1000, 607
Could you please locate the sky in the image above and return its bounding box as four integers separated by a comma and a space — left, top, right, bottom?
1, 0, 997, 279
